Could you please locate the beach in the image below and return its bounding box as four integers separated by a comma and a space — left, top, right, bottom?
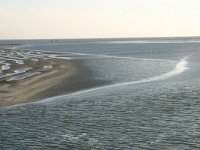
0, 46, 77, 106
0, 45, 108, 106
0, 59, 76, 106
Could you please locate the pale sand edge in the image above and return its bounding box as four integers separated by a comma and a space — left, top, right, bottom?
0, 60, 76, 106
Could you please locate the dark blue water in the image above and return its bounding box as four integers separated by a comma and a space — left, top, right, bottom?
1, 37, 200, 149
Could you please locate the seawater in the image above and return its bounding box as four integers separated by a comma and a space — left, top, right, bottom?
1, 37, 200, 150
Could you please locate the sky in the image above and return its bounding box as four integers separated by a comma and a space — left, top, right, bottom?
0, 0, 200, 39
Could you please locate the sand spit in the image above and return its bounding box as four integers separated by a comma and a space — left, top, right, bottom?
0, 47, 76, 106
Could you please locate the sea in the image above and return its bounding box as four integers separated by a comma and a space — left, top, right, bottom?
1, 37, 200, 149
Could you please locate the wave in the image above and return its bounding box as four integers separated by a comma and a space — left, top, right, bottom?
7, 72, 41, 81
67, 57, 188, 95
34, 50, 173, 63
35, 56, 188, 104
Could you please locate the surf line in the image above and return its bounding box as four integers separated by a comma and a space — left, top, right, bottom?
4, 56, 189, 108
69, 57, 188, 94
32, 49, 173, 63
36, 56, 189, 104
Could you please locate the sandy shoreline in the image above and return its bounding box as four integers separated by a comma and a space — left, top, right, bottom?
0, 46, 78, 106
0, 58, 76, 106
0, 46, 109, 106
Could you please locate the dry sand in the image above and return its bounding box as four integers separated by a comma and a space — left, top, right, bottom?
0, 46, 108, 106
0, 59, 76, 106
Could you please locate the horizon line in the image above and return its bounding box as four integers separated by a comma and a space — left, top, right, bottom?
0, 35, 200, 41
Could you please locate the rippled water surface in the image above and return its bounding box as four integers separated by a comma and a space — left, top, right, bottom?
1, 37, 200, 149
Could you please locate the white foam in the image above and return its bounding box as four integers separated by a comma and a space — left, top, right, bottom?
44, 65, 53, 69
7, 72, 41, 81
68, 57, 188, 95
1, 63, 11, 71
31, 58, 39, 61
14, 68, 32, 74
70, 52, 172, 62
15, 60, 24, 65
34, 50, 171, 62
48, 54, 71, 60
34, 56, 189, 104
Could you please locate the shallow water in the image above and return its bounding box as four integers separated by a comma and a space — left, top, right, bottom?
1, 37, 200, 149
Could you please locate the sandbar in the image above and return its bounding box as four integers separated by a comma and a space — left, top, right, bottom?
0, 58, 76, 106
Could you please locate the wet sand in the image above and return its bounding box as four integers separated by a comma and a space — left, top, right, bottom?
0, 46, 78, 106
0, 45, 110, 106
0, 46, 108, 106
0, 59, 76, 106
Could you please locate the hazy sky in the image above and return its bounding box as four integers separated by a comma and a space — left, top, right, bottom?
0, 0, 200, 39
